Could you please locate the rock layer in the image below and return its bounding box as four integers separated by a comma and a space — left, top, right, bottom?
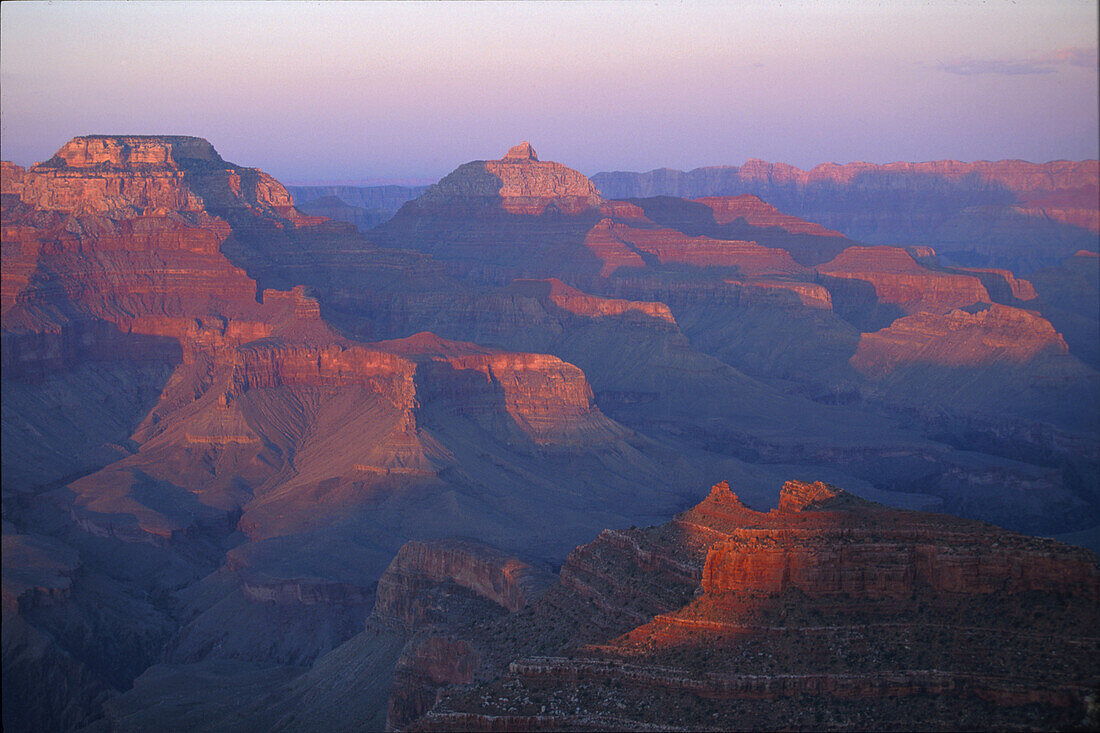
415, 480, 1100, 731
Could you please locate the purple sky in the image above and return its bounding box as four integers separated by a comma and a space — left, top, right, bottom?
1, 1, 1097, 184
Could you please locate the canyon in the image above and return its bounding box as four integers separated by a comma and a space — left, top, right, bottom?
591, 159, 1100, 272
2, 136, 1098, 731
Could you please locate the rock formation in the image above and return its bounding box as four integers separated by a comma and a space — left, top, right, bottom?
592, 158, 1100, 271
410, 142, 603, 216
4, 136, 1098, 732
411, 480, 1100, 731
0, 137, 706, 730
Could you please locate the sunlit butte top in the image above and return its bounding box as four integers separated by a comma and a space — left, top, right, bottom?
502, 142, 539, 162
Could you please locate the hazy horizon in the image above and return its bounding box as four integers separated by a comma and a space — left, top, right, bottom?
2, 0, 1098, 183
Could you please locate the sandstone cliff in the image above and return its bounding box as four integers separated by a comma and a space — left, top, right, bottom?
412, 480, 1100, 731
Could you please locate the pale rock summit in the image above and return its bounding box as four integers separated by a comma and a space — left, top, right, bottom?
502, 141, 539, 162
412, 142, 603, 215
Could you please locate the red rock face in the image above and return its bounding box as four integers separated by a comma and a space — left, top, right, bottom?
504, 278, 674, 323
695, 194, 845, 237
580, 219, 649, 276
376, 332, 628, 446
3, 136, 645, 551
591, 218, 806, 276
818, 245, 991, 316
415, 480, 1100, 731
851, 303, 1070, 376
700, 481, 1098, 598
945, 266, 1038, 302
413, 142, 603, 216
1, 135, 321, 372
14, 136, 306, 221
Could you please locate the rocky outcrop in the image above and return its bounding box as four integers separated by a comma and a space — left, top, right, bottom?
722, 278, 833, 309
701, 481, 1099, 598
504, 279, 674, 323
945, 266, 1038, 303
13, 136, 309, 222
412, 143, 603, 216
851, 303, 1071, 376
418, 480, 1100, 731
379, 332, 627, 446
695, 194, 844, 236
601, 221, 806, 276
580, 219, 649, 276
818, 246, 991, 320
370, 538, 552, 730
374, 538, 550, 631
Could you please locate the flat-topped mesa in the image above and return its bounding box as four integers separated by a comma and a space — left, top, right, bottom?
851, 302, 1072, 377
10, 135, 305, 220
374, 332, 629, 446
412, 142, 603, 215
44, 135, 224, 169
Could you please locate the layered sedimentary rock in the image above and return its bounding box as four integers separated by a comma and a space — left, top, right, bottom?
374, 538, 550, 630
695, 194, 845, 236
6, 136, 1099, 732
366, 538, 554, 730
817, 246, 991, 323
617, 195, 855, 267
412, 142, 602, 217
593, 159, 1100, 270
13, 135, 308, 221
852, 303, 1071, 377
370, 144, 611, 283
3, 137, 712, 731
504, 279, 675, 323
592, 219, 806, 276
413, 480, 1100, 731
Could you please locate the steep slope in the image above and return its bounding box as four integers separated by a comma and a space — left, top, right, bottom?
413, 480, 1100, 731
369, 143, 612, 284
363, 144, 1099, 537
0, 136, 706, 730
1028, 250, 1100, 370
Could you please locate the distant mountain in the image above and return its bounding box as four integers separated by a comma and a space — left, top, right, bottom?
286, 183, 428, 231
592, 159, 1100, 272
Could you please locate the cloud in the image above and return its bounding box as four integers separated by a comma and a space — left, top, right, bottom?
938, 46, 1097, 76
940, 59, 1055, 76
1043, 47, 1099, 68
